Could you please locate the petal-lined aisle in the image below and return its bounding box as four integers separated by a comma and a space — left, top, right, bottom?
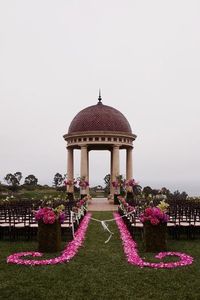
114, 212, 193, 269
7, 213, 91, 266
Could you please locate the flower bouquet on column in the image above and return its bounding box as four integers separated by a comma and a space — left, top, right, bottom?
34, 205, 65, 253
140, 201, 169, 252
125, 179, 136, 202
125, 179, 141, 205
78, 176, 89, 199
64, 179, 77, 201
112, 175, 124, 204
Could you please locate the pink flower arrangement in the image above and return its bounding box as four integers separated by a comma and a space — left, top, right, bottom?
127, 205, 135, 213
118, 196, 135, 212
118, 196, 126, 204
76, 199, 86, 208
78, 177, 89, 188
112, 175, 125, 189
140, 207, 169, 226
35, 205, 65, 224
64, 179, 77, 186
112, 180, 120, 188
114, 212, 193, 269
7, 213, 91, 266
124, 179, 138, 187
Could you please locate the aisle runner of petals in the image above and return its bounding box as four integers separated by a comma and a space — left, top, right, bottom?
7, 213, 91, 266
114, 213, 193, 269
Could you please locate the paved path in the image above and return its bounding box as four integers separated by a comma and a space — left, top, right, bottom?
88, 197, 118, 211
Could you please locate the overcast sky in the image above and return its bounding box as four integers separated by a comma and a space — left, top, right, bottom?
0, 1, 200, 195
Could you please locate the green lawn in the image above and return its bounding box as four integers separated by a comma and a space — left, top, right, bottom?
0, 212, 200, 300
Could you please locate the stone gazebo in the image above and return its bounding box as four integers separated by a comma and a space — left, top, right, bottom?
63, 93, 137, 198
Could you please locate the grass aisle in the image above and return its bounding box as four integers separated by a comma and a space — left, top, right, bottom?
0, 212, 200, 300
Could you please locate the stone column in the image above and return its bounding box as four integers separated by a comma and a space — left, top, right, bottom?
67, 147, 74, 193
113, 144, 120, 179
126, 147, 133, 180
80, 145, 88, 194
112, 144, 120, 203
87, 149, 89, 194
110, 149, 114, 195
80, 145, 88, 178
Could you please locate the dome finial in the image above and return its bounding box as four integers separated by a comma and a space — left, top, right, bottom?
98, 89, 102, 104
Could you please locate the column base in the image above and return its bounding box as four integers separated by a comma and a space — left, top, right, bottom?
114, 194, 120, 205
67, 192, 74, 201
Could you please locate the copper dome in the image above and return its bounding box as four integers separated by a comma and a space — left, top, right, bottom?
68, 102, 132, 134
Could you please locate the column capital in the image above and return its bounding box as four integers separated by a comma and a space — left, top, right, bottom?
113, 144, 120, 149
67, 145, 75, 150
81, 144, 88, 149
127, 146, 133, 150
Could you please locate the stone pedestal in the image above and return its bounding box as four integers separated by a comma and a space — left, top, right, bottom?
126, 192, 134, 205
38, 221, 61, 253
114, 194, 120, 205
143, 223, 167, 252
67, 192, 74, 201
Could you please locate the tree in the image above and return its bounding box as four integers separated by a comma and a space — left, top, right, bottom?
132, 183, 142, 196
104, 174, 110, 194
160, 187, 170, 197
4, 172, 22, 192
24, 175, 38, 186
170, 190, 188, 201
14, 172, 22, 184
4, 173, 18, 186
151, 189, 159, 196
143, 186, 153, 197
53, 173, 64, 188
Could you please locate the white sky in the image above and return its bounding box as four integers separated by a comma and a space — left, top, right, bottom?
0, 0, 200, 195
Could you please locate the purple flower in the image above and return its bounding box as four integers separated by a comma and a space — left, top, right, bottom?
59, 212, 65, 224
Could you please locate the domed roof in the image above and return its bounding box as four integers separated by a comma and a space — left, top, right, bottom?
68, 99, 132, 134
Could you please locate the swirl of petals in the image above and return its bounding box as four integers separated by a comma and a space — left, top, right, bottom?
114, 213, 193, 269
7, 213, 91, 266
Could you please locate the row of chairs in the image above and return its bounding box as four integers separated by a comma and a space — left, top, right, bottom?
118, 202, 200, 240
0, 202, 86, 241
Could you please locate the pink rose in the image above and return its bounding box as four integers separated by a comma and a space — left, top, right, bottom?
144, 207, 153, 217
43, 211, 56, 224
150, 217, 160, 225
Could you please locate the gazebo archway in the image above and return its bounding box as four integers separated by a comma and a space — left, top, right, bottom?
88, 150, 110, 187
63, 93, 137, 195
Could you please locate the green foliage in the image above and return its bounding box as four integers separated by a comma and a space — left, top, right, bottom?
143, 186, 153, 197
132, 183, 142, 196
18, 189, 66, 200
